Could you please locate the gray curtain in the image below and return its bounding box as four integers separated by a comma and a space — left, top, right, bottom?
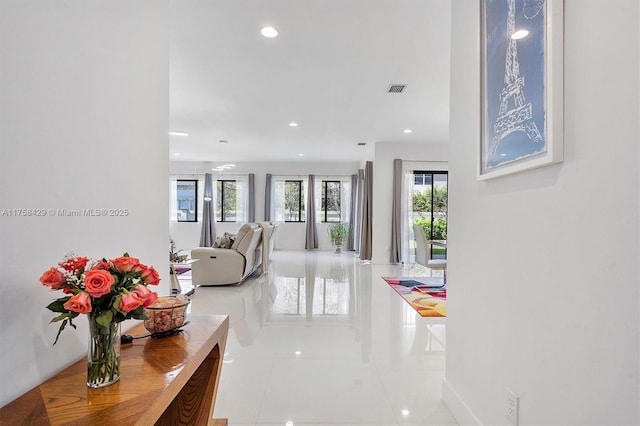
390, 159, 402, 263
347, 174, 357, 251
359, 161, 373, 261
305, 174, 318, 249
248, 173, 255, 222
264, 173, 272, 221
355, 169, 364, 254
199, 173, 216, 247
304, 252, 317, 322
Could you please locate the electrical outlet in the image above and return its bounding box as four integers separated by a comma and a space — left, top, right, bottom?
505, 387, 519, 425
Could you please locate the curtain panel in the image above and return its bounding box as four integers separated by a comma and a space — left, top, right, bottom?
199, 173, 216, 247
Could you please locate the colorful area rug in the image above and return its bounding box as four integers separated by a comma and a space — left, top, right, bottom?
382, 276, 446, 317
173, 266, 191, 275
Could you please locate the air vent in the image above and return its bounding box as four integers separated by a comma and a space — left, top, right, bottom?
388, 84, 407, 93
357, 142, 367, 146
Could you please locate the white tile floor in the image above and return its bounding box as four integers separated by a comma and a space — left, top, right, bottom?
183, 250, 457, 426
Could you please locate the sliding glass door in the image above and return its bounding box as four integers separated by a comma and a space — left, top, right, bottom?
412, 171, 448, 259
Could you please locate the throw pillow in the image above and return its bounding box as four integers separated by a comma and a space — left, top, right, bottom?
223, 232, 236, 247
212, 235, 233, 249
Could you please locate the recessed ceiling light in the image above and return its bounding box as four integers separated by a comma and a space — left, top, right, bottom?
223, 164, 236, 168
511, 29, 529, 40
168, 130, 189, 136
298, 153, 304, 157
219, 140, 228, 144
173, 153, 181, 156
403, 129, 413, 134
401, 409, 410, 416
261, 26, 278, 38
289, 122, 298, 127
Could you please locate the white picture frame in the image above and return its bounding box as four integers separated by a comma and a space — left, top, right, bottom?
479, 0, 563, 180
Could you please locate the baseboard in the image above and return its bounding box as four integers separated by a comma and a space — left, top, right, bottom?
442, 377, 483, 426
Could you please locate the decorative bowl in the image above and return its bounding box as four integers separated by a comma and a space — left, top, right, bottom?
143, 295, 190, 334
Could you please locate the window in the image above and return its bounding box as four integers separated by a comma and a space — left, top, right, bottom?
275, 180, 305, 222
321, 180, 341, 222
176, 180, 197, 222
216, 180, 237, 222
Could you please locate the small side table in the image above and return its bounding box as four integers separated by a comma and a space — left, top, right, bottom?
170, 259, 199, 296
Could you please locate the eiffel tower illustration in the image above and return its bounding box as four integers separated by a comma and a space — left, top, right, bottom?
488, 0, 543, 160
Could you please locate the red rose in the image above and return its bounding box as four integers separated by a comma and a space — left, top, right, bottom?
141, 266, 161, 285
119, 292, 143, 312
111, 256, 140, 272
134, 263, 146, 273
133, 284, 158, 307
84, 269, 114, 297
63, 292, 92, 314
39, 268, 66, 290
58, 256, 89, 272
91, 260, 111, 271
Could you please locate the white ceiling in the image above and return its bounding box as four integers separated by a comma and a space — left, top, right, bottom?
169, 0, 451, 164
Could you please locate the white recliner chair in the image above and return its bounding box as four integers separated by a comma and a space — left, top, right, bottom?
413, 225, 447, 283
191, 223, 263, 286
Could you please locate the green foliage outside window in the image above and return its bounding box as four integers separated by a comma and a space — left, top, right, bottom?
412, 186, 448, 213
414, 216, 447, 240
284, 181, 304, 222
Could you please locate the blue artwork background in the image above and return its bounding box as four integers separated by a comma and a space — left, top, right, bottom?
483, 0, 546, 169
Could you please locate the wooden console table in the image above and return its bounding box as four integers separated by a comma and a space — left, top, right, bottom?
0, 315, 229, 425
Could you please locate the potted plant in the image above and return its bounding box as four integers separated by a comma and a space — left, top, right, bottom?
328, 223, 349, 253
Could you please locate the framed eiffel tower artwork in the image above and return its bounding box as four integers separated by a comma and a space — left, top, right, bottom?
479, 0, 563, 180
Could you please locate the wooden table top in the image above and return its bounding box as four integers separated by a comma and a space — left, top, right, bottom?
0, 315, 229, 425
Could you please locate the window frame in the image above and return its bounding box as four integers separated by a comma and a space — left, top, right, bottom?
216, 179, 237, 223
320, 180, 341, 223
284, 179, 304, 222
176, 179, 198, 222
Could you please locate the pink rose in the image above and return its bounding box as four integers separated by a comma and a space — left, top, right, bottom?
134, 263, 147, 273
133, 284, 158, 307
63, 292, 92, 314
111, 256, 140, 272
58, 256, 89, 272
84, 269, 114, 297
39, 268, 66, 290
141, 266, 161, 285
119, 292, 143, 312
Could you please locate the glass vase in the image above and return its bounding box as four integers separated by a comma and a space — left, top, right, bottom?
87, 314, 120, 388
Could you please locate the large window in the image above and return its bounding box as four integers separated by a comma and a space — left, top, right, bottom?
275, 180, 305, 222
216, 180, 237, 222
320, 181, 341, 222
176, 180, 197, 222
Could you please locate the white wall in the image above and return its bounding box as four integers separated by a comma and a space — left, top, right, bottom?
169, 161, 360, 251
371, 142, 448, 264
444, 1, 639, 425
0, 1, 169, 406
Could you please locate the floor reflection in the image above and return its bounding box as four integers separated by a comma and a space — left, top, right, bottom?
186, 250, 456, 425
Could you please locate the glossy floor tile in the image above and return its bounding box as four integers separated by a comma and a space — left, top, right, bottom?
185, 250, 457, 426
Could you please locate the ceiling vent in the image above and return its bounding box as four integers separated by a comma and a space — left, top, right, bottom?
357, 142, 367, 146
388, 84, 407, 93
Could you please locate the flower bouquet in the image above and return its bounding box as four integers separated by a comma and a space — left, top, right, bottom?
39, 252, 161, 387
